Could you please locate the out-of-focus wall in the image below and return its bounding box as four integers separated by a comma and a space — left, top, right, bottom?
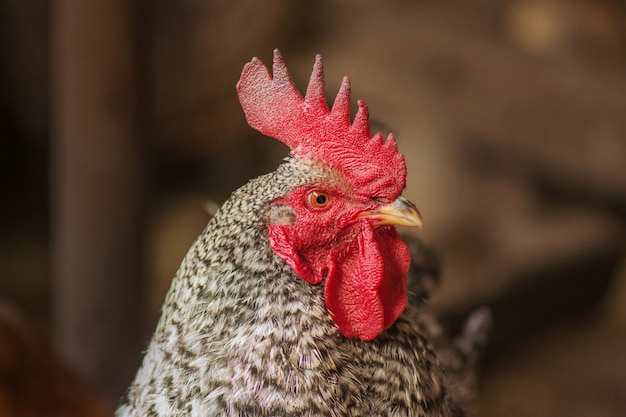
1, 0, 625, 415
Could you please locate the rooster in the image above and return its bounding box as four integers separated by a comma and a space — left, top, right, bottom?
117, 50, 489, 417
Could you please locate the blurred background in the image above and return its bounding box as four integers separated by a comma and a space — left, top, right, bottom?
1, 0, 625, 416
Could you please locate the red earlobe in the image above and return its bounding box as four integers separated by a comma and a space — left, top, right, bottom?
267, 225, 321, 285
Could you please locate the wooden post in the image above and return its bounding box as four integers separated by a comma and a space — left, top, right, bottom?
51, 0, 146, 401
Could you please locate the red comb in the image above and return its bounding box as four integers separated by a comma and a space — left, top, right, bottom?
236, 49, 406, 198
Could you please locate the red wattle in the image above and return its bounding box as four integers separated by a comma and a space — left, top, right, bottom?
268, 219, 410, 341
324, 223, 409, 341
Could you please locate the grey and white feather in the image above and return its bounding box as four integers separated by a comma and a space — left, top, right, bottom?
116, 157, 489, 417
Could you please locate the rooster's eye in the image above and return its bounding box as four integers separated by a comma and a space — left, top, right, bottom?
308, 190, 331, 210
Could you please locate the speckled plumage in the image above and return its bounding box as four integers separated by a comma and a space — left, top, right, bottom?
117, 51, 489, 416
117, 159, 486, 417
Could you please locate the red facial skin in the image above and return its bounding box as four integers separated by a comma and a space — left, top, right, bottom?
266, 184, 410, 341
238, 50, 411, 341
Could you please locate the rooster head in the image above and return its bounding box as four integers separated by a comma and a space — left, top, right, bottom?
236, 50, 423, 341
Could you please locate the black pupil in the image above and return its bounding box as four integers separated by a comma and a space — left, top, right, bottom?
315, 194, 327, 205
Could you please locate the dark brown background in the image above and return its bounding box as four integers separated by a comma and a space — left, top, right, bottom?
1, 1, 625, 416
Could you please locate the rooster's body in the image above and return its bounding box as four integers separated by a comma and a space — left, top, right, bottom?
117, 51, 488, 417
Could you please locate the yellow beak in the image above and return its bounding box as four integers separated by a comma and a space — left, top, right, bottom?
358, 197, 424, 228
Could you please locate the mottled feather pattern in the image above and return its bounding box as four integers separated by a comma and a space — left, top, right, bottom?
117, 157, 462, 417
